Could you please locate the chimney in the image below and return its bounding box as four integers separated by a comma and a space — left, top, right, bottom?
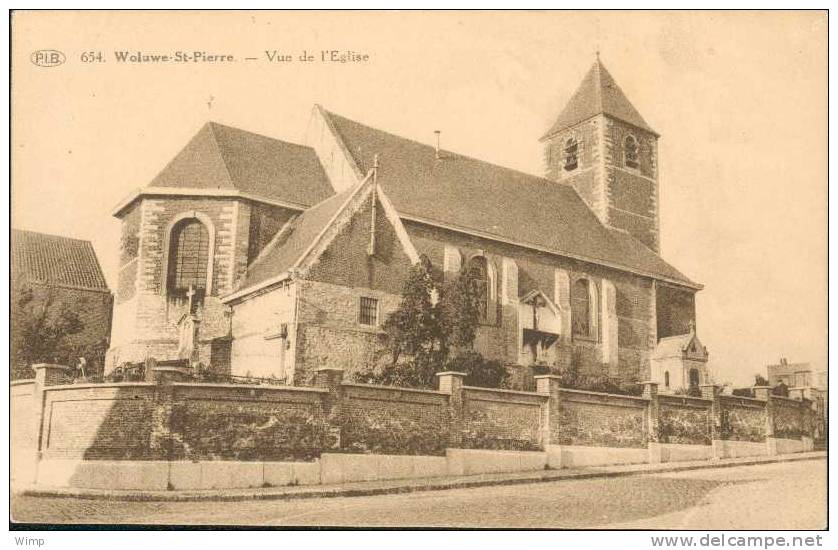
434, 130, 441, 159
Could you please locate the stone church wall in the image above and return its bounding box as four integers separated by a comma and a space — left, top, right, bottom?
108, 196, 300, 370
405, 220, 656, 384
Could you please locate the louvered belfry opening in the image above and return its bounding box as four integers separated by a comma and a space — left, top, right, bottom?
167, 218, 209, 311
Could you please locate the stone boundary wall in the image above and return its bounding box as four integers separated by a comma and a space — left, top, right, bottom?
12, 366, 819, 486
461, 386, 546, 451
339, 382, 450, 456
555, 388, 649, 448
717, 395, 768, 443
38, 381, 332, 462
657, 394, 713, 446
11, 380, 37, 482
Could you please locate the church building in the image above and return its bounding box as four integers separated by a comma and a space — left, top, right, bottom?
106, 59, 709, 392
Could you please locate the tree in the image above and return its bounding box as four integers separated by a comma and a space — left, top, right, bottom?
754, 374, 769, 387
361, 255, 484, 388
11, 281, 85, 380
381, 255, 440, 367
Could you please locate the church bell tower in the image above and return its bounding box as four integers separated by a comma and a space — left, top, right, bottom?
541, 58, 660, 252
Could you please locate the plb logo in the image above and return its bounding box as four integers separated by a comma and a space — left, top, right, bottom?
30, 50, 66, 67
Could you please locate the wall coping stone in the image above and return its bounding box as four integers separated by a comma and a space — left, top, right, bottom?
435, 371, 467, 377
658, 394, 713, 405
171, 382, 329, 393
32, 364, 73, 372
558, 387, 650, 402
340, 382, 449, 396
44, 382, 157, 391
462, 385, 549, 399
11, 379, 36, 387
532, 374, 562, 380
718, 394, 768, 404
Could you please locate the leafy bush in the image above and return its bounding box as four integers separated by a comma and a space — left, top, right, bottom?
445, 351, 507, 388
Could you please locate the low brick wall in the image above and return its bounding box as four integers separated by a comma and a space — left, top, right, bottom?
39, 382, 331, 461
461, 387, 546, 451
772, 396, 811, 441
657, 394, 712, 446
11, 381, 37, 482
14, 366, 821, 489
719, 395, 767, 442
339, 383, 450, 456
555, 389, 649, 448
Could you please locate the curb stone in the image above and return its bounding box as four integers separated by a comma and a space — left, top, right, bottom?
17, 451, 826, 503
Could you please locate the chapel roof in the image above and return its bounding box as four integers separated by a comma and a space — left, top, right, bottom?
12, 229, 110, 292
148, 122, 334, 208
541, 58, 657, 140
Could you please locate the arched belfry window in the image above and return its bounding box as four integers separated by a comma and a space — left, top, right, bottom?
466, 256, 490, 321
624, 135, 639, 169
564, 137, 579, 171
167, 218, 210, 309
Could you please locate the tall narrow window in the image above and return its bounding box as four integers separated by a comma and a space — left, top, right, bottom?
624, 135, 639, 168
167, 218, 209, 309
571, 278, 591, 338
466, 256, 490, 321
564, 137, 579, 171
359, 296, 379, 326
664, 371, 670, 388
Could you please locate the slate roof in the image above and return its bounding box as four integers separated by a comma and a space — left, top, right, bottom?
150, 122, 333, 208
541, 59, 657, 140
12, 229, 110, 291
234, 184, 362, 293
322, 109, 697, 288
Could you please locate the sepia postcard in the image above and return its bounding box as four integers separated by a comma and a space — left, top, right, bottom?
8, 9, 828, 537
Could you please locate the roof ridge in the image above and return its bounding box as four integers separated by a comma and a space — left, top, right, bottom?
207, 121, 315, 151
12, 227, 93, 244
322, 108, 555, 185
205, 122, 237, 190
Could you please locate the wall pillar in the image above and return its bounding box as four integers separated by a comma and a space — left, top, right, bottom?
535, 374, 562, 468
700, 383, 723, 459
32, 364, 72, 461
313, 368, 345, 450
436, 371, 466, 449
642, 381, 663, 463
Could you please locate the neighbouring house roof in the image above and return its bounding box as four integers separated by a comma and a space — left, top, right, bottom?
541, 59, 657, 140
115, 122, 334, 215
321, 109, 697, 288
12, 229, 110, 292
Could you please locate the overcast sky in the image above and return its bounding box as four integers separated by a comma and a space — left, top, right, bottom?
12, 11, 826, 386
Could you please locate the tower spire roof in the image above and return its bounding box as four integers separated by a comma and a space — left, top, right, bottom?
541, 58, 658, 140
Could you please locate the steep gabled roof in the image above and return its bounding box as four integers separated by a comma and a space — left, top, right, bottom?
12, 229, 110, 292
148, 122, 333, 208
226, 171, 421, 302
541, 59, 657, 140
231, 185, 359, 295
321, 109, 697, 288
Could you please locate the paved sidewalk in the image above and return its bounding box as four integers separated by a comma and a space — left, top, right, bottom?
18, 451, 825, 503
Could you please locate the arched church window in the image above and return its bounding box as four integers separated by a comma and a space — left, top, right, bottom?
167, 218, 209, 310
466, 256, 490, 321
571, 278, 592, 337
564, 137, 579, 171
624, 135, 639, 169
